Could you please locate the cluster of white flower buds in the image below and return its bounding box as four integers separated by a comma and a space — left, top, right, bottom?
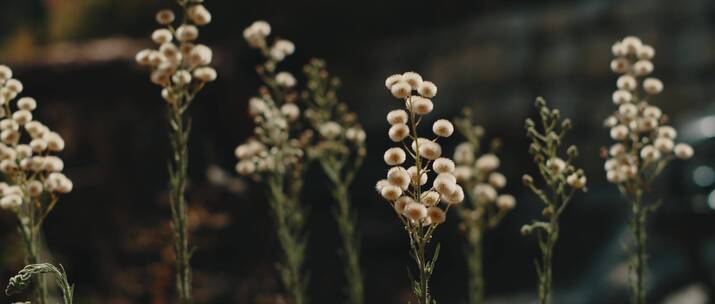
452, 111, 516, 218
605, 36, 693, 184
377, 72, 462, 226
0, 66, 72, 213
236, 21, 306, 178
135, 1, 217, 104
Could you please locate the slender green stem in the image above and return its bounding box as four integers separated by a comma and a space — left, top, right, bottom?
630, 193, 646, 304
465, 224, 484, 304
332, 183, 364, 304
167, 97, 193, 304
538, 217, 558, 304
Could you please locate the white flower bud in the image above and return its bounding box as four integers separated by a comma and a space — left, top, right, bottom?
633, 60, 654, 76
421, 191, 441, 206
488, 172, 507, 189
496, 194, 516, 210
403, 202, 428, 221
345, 128, 366, 143
611, 42, 627, 57
193, 67, 217, 82
610, 58, 629, 73
401, 72, 423, 90
411, 97, 433, 115
546, 157, 566, 175
387, 167, 411, 190
15, 144, 31, 159
640, 145, 661, 162
621, 36, 642, 54
44, 156, 64, 172
384, 147, 406, 166
407, 166, 427, 186
674, 143, 694, 159
375, 179, 389, 192
235, 160, 256, 176
442, 184, 465, 204
385, 74, 403, 89
187, 4, 212, 25
387, 110, 408, 125
44, 132, 65, 152
275, 72, 296, 88
1, 130, 19, 144
17, 97, 37, 111
432, 119, 454, 137
453, 143, 474, 165
388, 124, 409, 142
151, 29, 173, 44
637, 45, 655, 60
27, 180, 43, 197
418, 141, 442, 160
155, 9, 175, 25
12, 110, 31, 125
617, 75, 637, 91
426, 207, 446, 224
393, 196, 413, 213
657, 126, 677, 139
280, 103, 300, 122
619, 103, 638, 117
172, 70, 192, 86
432, 158, 455, 174
319, 122, 342, 139
0, 65, 12, 81
643, 78, 663, 95
418, 81, 437, 98
473, 183, 497, 203
453, 166, 471, 182
433, 175, 457, 195
654, 137, 674, 153
476, 154, 500, 172
381, 185, 402, 201
390, 81, 411, 99
0, 194, 22, 211
566, 173, 587, 189
176, 25, 199, 42
612, 90, 632, 105
189, 44, 212, 66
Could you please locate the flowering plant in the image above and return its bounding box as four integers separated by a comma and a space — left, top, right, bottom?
521, 98, 586, 304
378, 72, 462, 304
452, 108, 515, 304
605, 36, 693, 304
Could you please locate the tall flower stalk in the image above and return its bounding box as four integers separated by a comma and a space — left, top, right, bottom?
452, 108, 516, 304
303, 58, 367, 304
605, 36, 694, 304
6, 263, 74, 304
521, 98, 586, 304
135, 2, 216, 303
236, 21, 310, 304
0, 66, 74, 304
378, 72, 463, 304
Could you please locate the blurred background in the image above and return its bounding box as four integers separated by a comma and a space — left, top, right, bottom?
1, 0, 715, 303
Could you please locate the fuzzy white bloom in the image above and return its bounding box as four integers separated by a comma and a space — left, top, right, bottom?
545, 157, 566, 175
640, 145, 661, 162
426, 207, 446, 224
442, 184, 465, 204
488, 172, 507, 189
610, 125, 629, 140
280, 103, 300, 122
273, 40, 295, 56
453, 166, 471, 182
381, 185, 403, 201
390, 82, 411, 99
617, 75, 637, 91
27, 180, 43, 197
193, 67, 217, 82
637, 45, 655, 60
609, 143, 626, 156
473, 183, 497, 204
387, 109, 408, 125
432, 158, 455, 174
657, 126, 677, 139
612, 90, 632, 105
155, 9, 175, 25
618, 103, 638, 118
654, 137, 674, 153
44, 132, 65, 152
394, 196, 414, 213
496, 194, 516, 210
418, 81, 437, 98
385, 74, 403, 89
0, 65, 12, 81
610, 58, 629, 73
152, 29, 173, 44
187, 4, 212, 25
633, 60, 654, 76
44, 156, 64, 172
235, 160, 256, 175
0, 194, 21, 211
275, 72, 296, 88
674, 143, 694, 159
604, 116, 618, 128
611, 42, 627, 57
387, 167, 411, 190
12, 110, 32, 125
643, 78, 663, 95
345, 127, 366, 143
403, 202, 428, 221
384, 147, 406, 166
621, 36, 642, 54
432, 119, 454, 137
46, 172, 72, 193
402, 72, 423, 90
388, 124, 409, 142
475, 154, 500, 172
407, 166, 428, 186
189, 44, 212, 66
421, 190, 440, 206
643, 106, 662, 119
5, 79, 23, 94
411, 97, 434, 115
375, 179, 389, 192
433, 174, 457, 195
176, 25, 199, 42
418, 141, 442, 160
17, 97, 37, 111
566, 173, 587, 189
453, 143, 474, 165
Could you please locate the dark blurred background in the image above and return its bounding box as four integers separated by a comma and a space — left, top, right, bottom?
1, 0, 715, 303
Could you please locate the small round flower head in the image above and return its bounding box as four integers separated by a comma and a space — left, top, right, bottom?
411, 97, 433, 115
612, 90, 632, 105
643, 78, 663, 95
453, 143, 474, 165
345, 127, 366, 143
653, 137, 673, 153
273, 40, 295, 56
643, 106, 662, 119
475, 154, 500, 172
381, 185, 403, 201
384, 147, 406, 166
545, 157, 566, 175
640, 145, 661, 162
402, 72, 423, 90
610, 125, 629, 141
404, 202, 428, 221
609, 143, 626, 156
432, 158, 455, 174
0, 194, 21, 211
176, 25, 199, 42
612, 42, 627, 57
496, 194, 516, 210
156, 9, 175, 25
674, 143, 694, 159
432, 119, 454, 137
387, 109, 408, 125
0, 65, 12, 81
44, 132, 65, 152
27, 180, 43, 197
385, 74, 403, 89
633, 60, 654, 76
621, 36, 642, 54
390, 82, 411, 99
421, 190, 440, 206
12, 110, 32, 125
407, 166, 427, 186
453, 166, 471, 182
235, 160, 256, 176
152, 29, 173, 44
488, 172, 507, 189
6, 79, 23, 94
189, 44, 212, 66
566, 173, 587, 189
433, 174, 457, 195
473, 183, 497, 204
637, 45, 655, 60
610, 58, 629, 73
418, 141, 442, 160
394, 196, 414, 213
17, 97, 37, 111
187, 4, 212, 25
388, 124, 409, 142
280, 103, 300, 122
375, 179, 389, 192
617, 75, 637, 91
657, 126, 677, 139
442, 185, 465, 204
319, 121, 342, 139
387, 167, 411, 190
172, 70, 192, 86
418, 81, 437, 98
275, 72, 296, 88
193, 67, 217, 82
426, 207, 446, 224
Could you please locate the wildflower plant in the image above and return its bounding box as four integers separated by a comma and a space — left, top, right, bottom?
452, 108, 516, 304
378, 72, 462, 304
0, 66, 73, 304
6, 263, 74, 304
302, 58, 367, 304
135, 1, 216, 303
521, 98, 586, 304
236, 21, 310, 304
606, 36, 693, 304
